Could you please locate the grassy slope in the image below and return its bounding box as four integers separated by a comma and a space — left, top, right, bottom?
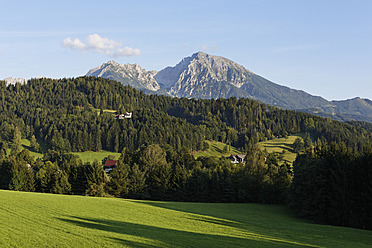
0, 190, 371, 248
192, 140, 241, 158
20, 139, 43, 159
192, 136, 300, 165
20, 139, 120, 163
71, 150, 121, 163
257, 135, 302, 164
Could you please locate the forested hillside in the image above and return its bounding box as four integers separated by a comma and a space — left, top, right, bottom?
0, 77, 370, 154
0, 77, 371, 230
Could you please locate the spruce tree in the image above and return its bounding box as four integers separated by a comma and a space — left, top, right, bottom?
11, 126, 22, 154
85, 160, 107, 196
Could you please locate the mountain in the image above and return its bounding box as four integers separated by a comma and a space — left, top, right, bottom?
3, 77, 27, 85
155, 52, 330, 109
86, 52, 372, 122
86, 60, 160, 91
300, 97, 372, 122
333, 97, 372, 118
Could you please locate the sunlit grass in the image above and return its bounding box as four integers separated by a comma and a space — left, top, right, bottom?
20, 138, 120, 163
20, 139, 43, 159
258, 135, 302, 164
192, 140, 241, 158
71, 150, 121, 163
0, 190, 371, 247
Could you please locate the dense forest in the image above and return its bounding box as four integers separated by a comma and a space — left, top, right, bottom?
288, 142, 372, 230
0, 77, 371, 153
0, 77, 371, 230
0, 144, 292, 203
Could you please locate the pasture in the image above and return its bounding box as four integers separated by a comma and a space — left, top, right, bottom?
257, 135, 302, 164
0, 190, 371, 247
192, 140, 241, 158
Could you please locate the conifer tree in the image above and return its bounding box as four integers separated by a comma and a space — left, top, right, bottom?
106, 152, 130, 197
11, 126, 22, 154
85, 160, 107, 196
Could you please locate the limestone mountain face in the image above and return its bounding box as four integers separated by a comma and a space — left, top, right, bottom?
3, 77, 27, 85
155, 52, 330, 109
86, 60, 160, 91
155, 52, 255, 99
86, 52, 372, 122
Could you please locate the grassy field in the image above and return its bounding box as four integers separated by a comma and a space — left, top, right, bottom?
0, 190, 371, 247
192, 140, 241, 158
257, 135, 302, 164
20, 139, 120, 163
20, 139, 43, 159
192, 136, 300, 165
71, 150, 121, 163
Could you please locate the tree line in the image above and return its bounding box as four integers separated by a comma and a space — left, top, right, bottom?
0, 144, 292, 204
288, 141, 372, 230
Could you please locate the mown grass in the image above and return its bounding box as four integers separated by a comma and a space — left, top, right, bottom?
192, 140, 241, 158
20, 139, 43, 159
20, 139, 119, 163
257, 135, 302, 164
0, 190, 371, 247
192, 136, 300, 165
71, 150, 121, 163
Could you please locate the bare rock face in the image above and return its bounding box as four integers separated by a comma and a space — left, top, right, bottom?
155, 52, 257, 99
85, 52, 334, 110
87, 60, 160, 91
85, 52, 372, 121
3, 77, 27, 85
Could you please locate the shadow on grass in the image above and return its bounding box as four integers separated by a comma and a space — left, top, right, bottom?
139, 201, 249, 230
211, 143, 224, 154
57, 215, 319, 248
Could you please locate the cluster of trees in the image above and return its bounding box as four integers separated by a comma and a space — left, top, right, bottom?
0, 77, 371, 155
0, 144, 292, 204
288, 142, 372, 230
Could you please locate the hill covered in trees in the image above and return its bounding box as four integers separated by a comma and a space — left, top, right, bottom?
87, 52, 372, 123
0, 76, 371, 155
0, 77, 371, 230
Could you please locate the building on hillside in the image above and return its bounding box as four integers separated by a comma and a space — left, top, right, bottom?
103, 160, 117, 173
114, 112, 132, 119
124, 112, 132, 118
229, 154, 246, 164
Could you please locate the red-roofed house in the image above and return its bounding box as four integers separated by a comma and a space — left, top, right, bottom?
103, 160, 117, 173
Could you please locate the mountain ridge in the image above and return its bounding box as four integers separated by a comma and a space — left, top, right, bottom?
86, 60, 160, 91
86, 52, 372, 122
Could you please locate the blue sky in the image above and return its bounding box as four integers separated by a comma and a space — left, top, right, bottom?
1, 0, 371, 100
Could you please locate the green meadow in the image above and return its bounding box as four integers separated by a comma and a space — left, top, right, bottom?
0, 190, 371, 247
71, 150, 121, 163
20, 139, 120, 163
20, 139, 43, 159
192, 140, 241, 158
192, 136, 300, 165
258, 135, 302, 164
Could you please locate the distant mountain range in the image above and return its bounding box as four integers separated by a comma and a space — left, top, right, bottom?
86, 52, 372, 122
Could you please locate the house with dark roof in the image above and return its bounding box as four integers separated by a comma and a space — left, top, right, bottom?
228, 154, 246, 164
103, 160, 117, 173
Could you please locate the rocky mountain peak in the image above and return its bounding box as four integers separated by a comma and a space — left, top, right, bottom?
86, 61, 160, 91
85, 52, 372, 122
155, 51, 255, 94
3, 77, 27, 85
107, 60, 118, 65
